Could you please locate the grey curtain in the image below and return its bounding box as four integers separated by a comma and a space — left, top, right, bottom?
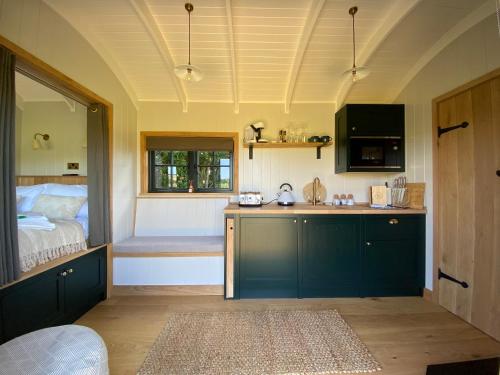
0, 46, 20, 286
87, 103, 111, 247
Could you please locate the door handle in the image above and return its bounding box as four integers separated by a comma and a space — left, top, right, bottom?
303, 219, 307, 223
366, 242, 372, 246
59, 271, 68, 277
67, 268, 74, 274
388, 218, 399, 225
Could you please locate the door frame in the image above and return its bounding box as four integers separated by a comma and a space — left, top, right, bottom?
0, 35, 114, 297
431, 66, 500, 303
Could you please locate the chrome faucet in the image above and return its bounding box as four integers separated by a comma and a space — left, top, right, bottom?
312, 177, 320, 206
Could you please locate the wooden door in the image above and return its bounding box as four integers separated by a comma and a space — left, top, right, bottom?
435, 73, 500, 340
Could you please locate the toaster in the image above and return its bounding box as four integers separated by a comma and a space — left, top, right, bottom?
239, 192, 263, 207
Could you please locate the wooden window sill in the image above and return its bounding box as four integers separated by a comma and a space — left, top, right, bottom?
137, 193, 237, 199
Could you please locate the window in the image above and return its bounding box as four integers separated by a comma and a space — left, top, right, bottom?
141, 132, 238, 194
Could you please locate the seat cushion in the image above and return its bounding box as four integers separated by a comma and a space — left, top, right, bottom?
0, 325, 108, 375
113, 236, 224, 254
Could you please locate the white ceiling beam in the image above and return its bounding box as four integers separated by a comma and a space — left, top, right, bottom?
16, 93, 25, 111
129, 0, 188, 112
284, 0, 325, 114
43, 0, 139, 111
390, 0, 497, 101
335, 0, 422, 106
225, 0, 239, 114
62, 96, 76, 112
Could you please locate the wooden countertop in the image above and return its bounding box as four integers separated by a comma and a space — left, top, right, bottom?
224, 202, 426, 215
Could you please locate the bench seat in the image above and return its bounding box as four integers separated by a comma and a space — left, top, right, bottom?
113, 236, 224, 257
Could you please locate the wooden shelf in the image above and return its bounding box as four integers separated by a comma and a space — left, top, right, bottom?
243, 141, 332, 148
243, 141, 332, 159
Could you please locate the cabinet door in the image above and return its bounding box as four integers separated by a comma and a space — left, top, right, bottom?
347, 104, 404, 136
362, 215, 424, 296
0, 268, 64, 343
301, 216, 360, 297
239, 217, 298, 298
64, 247, 106, 320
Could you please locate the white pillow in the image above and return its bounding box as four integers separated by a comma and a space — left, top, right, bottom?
44, 183, 87, 197
44, 183, 88, 217
32, 194, 87, 220
16, 185, 47, 212
77, 201, 89, 218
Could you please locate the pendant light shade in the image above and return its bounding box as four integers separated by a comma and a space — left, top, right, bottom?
174, 3, 203, 82
174, 64, 203, 82
343, 6, 370, 82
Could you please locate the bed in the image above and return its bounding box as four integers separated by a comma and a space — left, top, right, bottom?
16, 181, 89, 273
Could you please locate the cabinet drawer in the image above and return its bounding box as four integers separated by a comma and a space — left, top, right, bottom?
365, 215, 422, 241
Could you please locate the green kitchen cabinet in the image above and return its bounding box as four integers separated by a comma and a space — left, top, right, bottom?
63, 248, 107, 321
0, 246, 107, 344
301, 216, 361, 297
361, 215, 425, 296
239, 216, 298, 298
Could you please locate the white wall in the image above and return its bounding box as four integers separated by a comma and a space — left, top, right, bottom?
397, 14, 500, 290
137, 102, 398, 201
135, 102, 400, 239
0, 0, 137, 242
16, 101, 87, 176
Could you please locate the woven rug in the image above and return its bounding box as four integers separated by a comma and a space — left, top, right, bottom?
137, 310, 381, 374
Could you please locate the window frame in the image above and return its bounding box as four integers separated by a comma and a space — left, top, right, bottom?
140, 131, 239, 195
148, 150, 234, 193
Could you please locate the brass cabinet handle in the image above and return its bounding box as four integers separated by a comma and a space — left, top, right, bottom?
388, 218, 399, 225
304, 219, 307, 223
352, 126, 357, 132
60, 271, 68, 277
366, 242, 372, 246
293, 219, 297, 223
67, 268, 74, 274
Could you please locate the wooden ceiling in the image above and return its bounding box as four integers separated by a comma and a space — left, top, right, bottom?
44, 0, 494, 112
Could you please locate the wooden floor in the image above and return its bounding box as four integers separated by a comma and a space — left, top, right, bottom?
76, 296, 500, 375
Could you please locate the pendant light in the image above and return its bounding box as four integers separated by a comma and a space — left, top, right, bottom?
174, 3, 203, 82
343, 6, 370, 82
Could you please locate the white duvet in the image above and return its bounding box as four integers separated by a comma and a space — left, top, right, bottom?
18, 219, 87, 272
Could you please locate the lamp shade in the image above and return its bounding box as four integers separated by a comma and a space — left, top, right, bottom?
174, 64, 203, 82
32, 138, 41, 150
343, 66, 370, 82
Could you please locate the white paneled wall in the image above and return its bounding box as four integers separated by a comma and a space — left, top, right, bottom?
113, 257, 224, 285
0, 0, 137, 242
135, 198, 227, 236
16, 102, 88, 176
397, 14, 500, 290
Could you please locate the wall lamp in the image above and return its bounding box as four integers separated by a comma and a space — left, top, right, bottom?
32, 133, 50, 150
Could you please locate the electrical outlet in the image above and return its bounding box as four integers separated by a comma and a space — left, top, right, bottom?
67, 162, 79, 170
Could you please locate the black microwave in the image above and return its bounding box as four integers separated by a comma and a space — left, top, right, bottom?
349, 137, 403, 169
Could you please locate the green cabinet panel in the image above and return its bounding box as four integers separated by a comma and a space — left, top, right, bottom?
239, 217, 298, 298
301, 216, 360, 297
0, 246, 107, 344
362, 215, 424, 296
230, 214, 425, 299
0, 268, 64, 341
64, 249, 106, 321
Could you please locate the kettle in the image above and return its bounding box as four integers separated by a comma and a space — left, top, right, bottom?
277, 183, 295, 206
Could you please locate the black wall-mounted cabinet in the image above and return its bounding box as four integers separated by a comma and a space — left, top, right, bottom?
335, 104, 405, 173
0, 247, 107, 344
